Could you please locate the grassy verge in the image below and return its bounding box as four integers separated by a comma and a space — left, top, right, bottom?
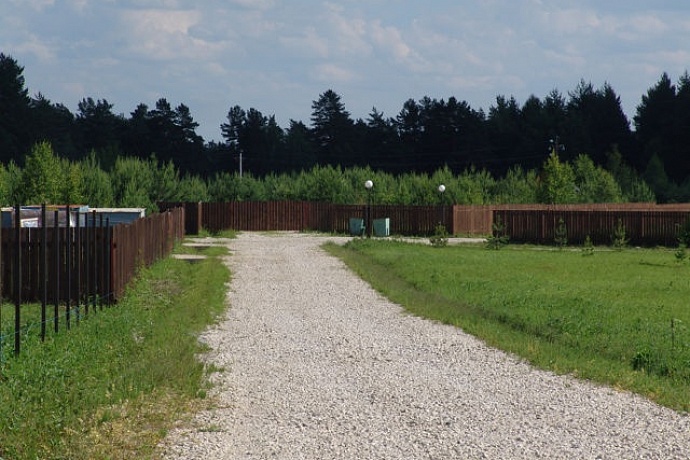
326, 239, 690, 412
0, 243, 230, 459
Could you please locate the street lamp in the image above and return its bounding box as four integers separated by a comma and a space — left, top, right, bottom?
364, 180, 373, 238
437, 184, 446, 228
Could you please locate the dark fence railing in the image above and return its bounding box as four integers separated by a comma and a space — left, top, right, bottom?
1, 205, 185, 359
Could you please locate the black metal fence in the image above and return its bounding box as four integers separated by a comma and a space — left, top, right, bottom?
0, 205, 112, 360
0, 204, 185, 362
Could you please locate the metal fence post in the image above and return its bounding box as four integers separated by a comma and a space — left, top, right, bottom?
75, 207, 81, 325
14, 204, 21, 356
41, 204, 47, 341
65, 205, 71, 330
54, 210, 59, 333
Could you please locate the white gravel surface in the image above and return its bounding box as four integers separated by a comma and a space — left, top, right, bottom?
160, 232, 690, 459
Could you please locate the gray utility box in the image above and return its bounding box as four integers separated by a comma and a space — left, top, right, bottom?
373, 218, 390, 237
349, 217, 365, 236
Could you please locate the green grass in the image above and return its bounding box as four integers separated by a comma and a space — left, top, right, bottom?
194, 228, 238, 238
326, 239, 690, 412
0, 243, 230, 459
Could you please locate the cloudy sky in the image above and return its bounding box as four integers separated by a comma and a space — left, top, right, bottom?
1, 0, 689, 142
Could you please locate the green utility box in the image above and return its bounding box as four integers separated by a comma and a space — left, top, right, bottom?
349, 217, 365, 236
373, 218, 390, 237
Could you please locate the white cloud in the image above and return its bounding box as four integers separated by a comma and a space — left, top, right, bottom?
10, 0, 54, 11
656, 49, 690, 67
204, 61, 228, 77
233, 9, 277, 38
15, 34, 56, 61
543, 8, 604, 34
324, 3, 372, 57
230, 0, 275, 10
447, 74, 525, 93
628, 14, 668, 34
369, 20, 411, 61
280, 27, 329, 59
120, 9, 225, 60
314, 63, 357, 83
405, 20, 496, 76
125, 8, 199, 36
69, 0, 89, 12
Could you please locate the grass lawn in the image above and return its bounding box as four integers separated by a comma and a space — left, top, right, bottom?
0, 243, 230, 459
326, 239, 690, 412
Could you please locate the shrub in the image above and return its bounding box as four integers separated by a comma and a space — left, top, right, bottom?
675, 243, 687, 263
486, 214, 509, 250
429, 224, 449, 248
554, 218, 568, 249
582, 235, 595, 256
611, 218, 629, 250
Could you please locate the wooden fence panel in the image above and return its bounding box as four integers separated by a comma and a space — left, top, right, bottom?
453, 205, 493, 235
109, 209, 183, 300
1, 227, 106, 304
199, 202, 454, 236
201, 201, 331, 233
163, 200, 690, 246
497, 209, 690, 246
159, 202, 202, 235
1, 207, 185, 304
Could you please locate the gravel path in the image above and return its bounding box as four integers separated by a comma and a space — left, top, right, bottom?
160, 232, 690, 459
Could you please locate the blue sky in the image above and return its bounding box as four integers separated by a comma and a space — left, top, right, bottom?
1, 0, 689, 142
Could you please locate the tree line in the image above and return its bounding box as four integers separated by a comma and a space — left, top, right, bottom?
0, 52, 687, 203
0, 140, 653, 210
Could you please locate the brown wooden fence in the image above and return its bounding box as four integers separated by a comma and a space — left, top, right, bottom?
109, 207, 185, 300
159, 201, 202, 235
330, 204, 451, 236
159, 201, 454, 236
1, 206, 185, 358
1, 206, 185, 304
451, 204, 690, 245
453, 205, 494, 236
160, 200, 690, 246
495, 209, 690, 246
199, 201, 329, 233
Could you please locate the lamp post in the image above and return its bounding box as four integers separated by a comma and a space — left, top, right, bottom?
438, 184, 446, 225
364, 180, 373, 238
437, 184, 446, 229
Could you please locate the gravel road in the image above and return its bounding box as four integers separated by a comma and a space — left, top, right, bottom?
160, 232, 690, 459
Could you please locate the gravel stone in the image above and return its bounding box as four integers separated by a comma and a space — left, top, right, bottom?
160, 232, 690, 459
